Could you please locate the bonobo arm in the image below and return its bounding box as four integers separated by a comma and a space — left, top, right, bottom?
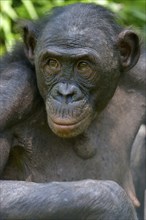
0, 133, 12, 174
0, 180, 137, 220
0, 63, 38, 175
0, 62, 37, 131
0, 48, 40, 174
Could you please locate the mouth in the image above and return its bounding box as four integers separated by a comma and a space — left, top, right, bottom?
46, 101, 93, 137
49, 116, 82, 130
48, 115, 89, 137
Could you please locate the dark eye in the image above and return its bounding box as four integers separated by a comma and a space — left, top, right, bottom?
45, 59, 61, 73
77, 61, 93, 78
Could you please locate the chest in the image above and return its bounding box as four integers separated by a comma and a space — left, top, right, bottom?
1, 120, 124, 183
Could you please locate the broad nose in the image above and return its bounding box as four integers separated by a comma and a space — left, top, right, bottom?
54, 83, 83, 103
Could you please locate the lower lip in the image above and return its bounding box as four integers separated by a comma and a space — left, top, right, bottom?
51, 122, 79, 137
53, 122, 78, 129
50, 118, 81, 134
49, 116, 81, 127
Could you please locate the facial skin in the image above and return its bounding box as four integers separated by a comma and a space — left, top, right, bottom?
34, 40, 121, 138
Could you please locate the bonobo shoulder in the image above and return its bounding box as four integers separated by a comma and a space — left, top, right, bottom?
0, 43, 41, 130
0, 43, 32, 71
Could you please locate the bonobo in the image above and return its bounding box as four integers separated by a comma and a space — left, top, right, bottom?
0, 3, 146, 220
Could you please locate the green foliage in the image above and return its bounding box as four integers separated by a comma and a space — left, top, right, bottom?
0, 0, 145, 55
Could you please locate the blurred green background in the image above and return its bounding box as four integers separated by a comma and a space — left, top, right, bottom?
0, 0, 146, 55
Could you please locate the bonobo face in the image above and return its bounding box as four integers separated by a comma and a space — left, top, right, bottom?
35, 42, 121, 138
22, 4, 140, 138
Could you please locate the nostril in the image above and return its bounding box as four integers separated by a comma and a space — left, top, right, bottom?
57, 89, 74, 98
58, 84, 76, 97
57, 91, 75, 103
52, 83, 83, 103
57, 90, 63, 97
66, 93, 75, 103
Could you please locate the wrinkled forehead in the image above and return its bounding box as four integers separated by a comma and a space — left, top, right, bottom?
35, 20, 116, 68
38, 21, 110, 50
37, 3, 119, 51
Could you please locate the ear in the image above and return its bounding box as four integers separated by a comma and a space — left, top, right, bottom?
19, 20, 37, 64
117, 30, 140, 71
